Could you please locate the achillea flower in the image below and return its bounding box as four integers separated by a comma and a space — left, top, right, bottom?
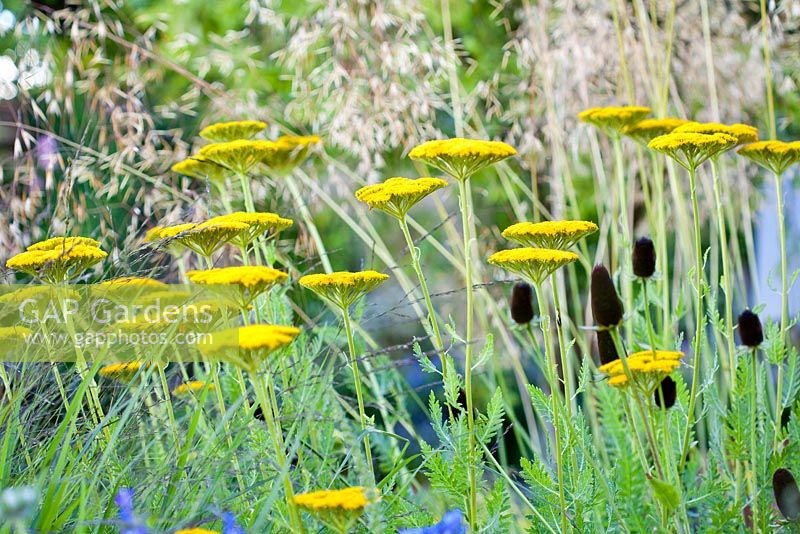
655, 376, 677, 409
408, 138, 516, 181
737, 309, 764, 347
198, 120, 267, 142
26, 236, 101, 252
172, 156, 227, 183
599, 350, 683, 390
198, 140, 279, 175
355, 177, 448, 219
197, 324, 300, 371
487, 248, 578, 285
187, 266, 288, 307
632, 237, 656, 278
773, 468, 800, 521
577, 106, 651, 134
204, 212, 293, 248
100, 277, 166, 287
673, 121, 758, 145
294, 487, 375, 531
400, 510, 467, 534
147, 220, 249, 257
262, 135, 322, 170
647, 132, 738, 171
623, 118, 689, 143
591, 265, 624, 327
738, 140, 800, 175
99, 362, 148, 382
173, 381, 214, 396
501, 220, 598, 250
298, 270, 389, 309
7, 245, 107, 282
0, 326, 33, 345
509, 282, 534, 324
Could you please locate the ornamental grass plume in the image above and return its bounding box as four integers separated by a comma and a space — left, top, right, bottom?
598, 350, 683, 391
199, 120, 267, 142
773, 468, 800, 521
622, 117, 689, 143
487, 248, 578, 285
737, 309, 764, 347
198, 140, 279, 175
298, 271, 389, 310
172, 156, 227, 183
408, 138, 516, 181
590, 265, 624, 328
672, 121, 758, 145
632, 237, 656, 278
186, 266, 288, 307
738, 140, 800, 175
7, 241, 107, 282
294, 487, 375, 533
577, 105, 651, 135
501, 220, 598, 250
355, 177, 448, 219
647, 131, 738, 171
509, 282, 534, 324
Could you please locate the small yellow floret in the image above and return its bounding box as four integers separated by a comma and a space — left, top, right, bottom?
501, 220, 598, 250
198, 120, 267, 142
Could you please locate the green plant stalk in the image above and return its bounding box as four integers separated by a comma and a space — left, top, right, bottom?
649, 153, 671, 341
456, 178, 478, 531
710, 159, 736, 394
750, 347, 760, 533
679, 165, 705, 470
550, 274, 575, 419
533, 283, 569, 534
341, 307, 376, 485
612, 135, 633, 345
774, 168, 788, 444
250, 369, 305, 533
286, 171, 333, 273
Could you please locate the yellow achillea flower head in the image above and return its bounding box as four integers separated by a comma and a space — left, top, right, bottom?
623, 118, 689, 143
197, 324, 300, 371
99, 276, 167, 287
502, 220, 598, 250
7, 245, 107, 282
738, 140, 800, 175
299, 270, 389, 310
173, 381, 214, 396
262, 135, 322, 170
99, 361, 148, 382
408, 138, 516, 181
27, 236, 101, 252
577, 106, 651, 134
355, 177, 448, 219
599, 349, 683, 391
198, 140, 279, 175
171, 156, 227, 183
648, 132, 738, 171
0, 326, 32, 343
147, 221, 249, 258
294, 486, 376, 532
204, 212, 293, 248
187, 266, 288, 307
487, 248, 578, 285
673, 121, 758, 145
198, 120, 267, 142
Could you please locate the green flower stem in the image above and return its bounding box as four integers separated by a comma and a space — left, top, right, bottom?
649, 153, 671, 341
285, 171, 333, 273
710, 159, 737, 394
533, 283, 569, 534
612, 135, 633, 345
250, 368, 305, 533
679, 164, 705, 470
750, 346, 760, 532
341, 307, 376, 485
641, 280, 658, 353
774, 168, 788, 445
456, 178, 478, 531
550, 274, 575, 419
237, 171, 256, 214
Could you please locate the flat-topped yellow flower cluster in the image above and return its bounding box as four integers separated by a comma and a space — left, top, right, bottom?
7, 236, 107, 282
502, 221, 599, 250
409, 138, 516, 181
578, 106, 651, 133
294, 486, 373, 511
299, 271, 389, 310
488, 248, 579, 285
599, 350, 683, 389
355, 177, 447, 219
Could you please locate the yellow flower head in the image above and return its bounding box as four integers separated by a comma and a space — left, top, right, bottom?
173, 381, 215, 396
738, 140, 800, 175
0, 326, 32, 345
197, 324, 300, 371
27, 236, 101, 252
355, 177, 448, 219
204, 212, 293, 248
198, 140, 279, 175
577, 106, 651, 134
294, 486, 374, 512
299, 270, 389, 310
599, 350, 683, 391
187, 266, 288, 307
623, 118, 690, 143
198, 120, 267, 142
607, 374, 629, 387
172, 156, 227, 183
487, 248, 579, 285
147, 220, 249, 258
7, 245, 107, 282
673, 121, 758, 145
408, 138, 516, 181
100, 276, 167, 287
648, 132, 738, 171
501, 220, 598, 250
262, 135, 322, 170
99, 361, 148, 382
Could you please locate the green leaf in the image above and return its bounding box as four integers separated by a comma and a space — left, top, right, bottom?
647, 476, 680, 515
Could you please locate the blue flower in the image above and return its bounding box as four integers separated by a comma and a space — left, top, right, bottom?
222, 511, 246, 534
113, 488, 148, 534
400, 510, 467, 534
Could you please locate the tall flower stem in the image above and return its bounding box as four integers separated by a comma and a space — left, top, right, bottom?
533, 283, 569, 534
612, 135, 633, 344
341, 307, 375, 485
250, 370, 305, 533
286, 172, 333, 273
679, 165, 705, 469
773, 168, 788, 444
649, 154, 671, 342
641, 280, 658, 353
750, 347, 760, 532
550, 274, 574, 418
456, 178, 478, 531
710, 159, 736, 393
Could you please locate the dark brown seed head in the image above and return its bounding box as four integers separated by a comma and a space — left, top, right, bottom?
591, 265, 624, 327
510, 282, 534, 324
654, 376, 677, 409
596, 330, 619, 365
774, 468, 800, 521
738, 309, 764, 347
632, 237, 656, 278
